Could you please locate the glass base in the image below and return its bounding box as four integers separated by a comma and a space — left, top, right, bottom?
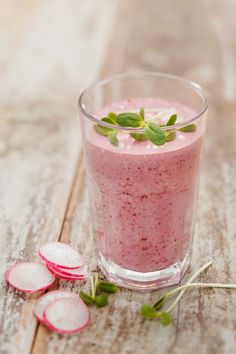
98, 251, 191, 292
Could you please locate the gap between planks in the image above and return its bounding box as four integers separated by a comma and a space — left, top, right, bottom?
30, 153, 85, 354
29, 1, 121, 352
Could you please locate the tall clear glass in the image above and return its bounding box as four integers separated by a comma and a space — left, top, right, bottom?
78, 72, 208, 291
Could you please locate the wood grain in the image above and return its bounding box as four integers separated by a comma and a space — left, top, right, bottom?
1, 0, 236, 353
0, 1, 117, 354
102, 2, 236, 352
33, 1, 236, 354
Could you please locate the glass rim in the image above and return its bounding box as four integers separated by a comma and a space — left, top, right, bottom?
78, 71, 208, 132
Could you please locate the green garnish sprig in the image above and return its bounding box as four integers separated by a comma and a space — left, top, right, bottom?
80, 273, 118, 307
95, 108, 196, 147
141, 261, 236, 325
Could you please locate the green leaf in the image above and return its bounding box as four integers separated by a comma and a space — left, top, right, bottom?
95, 124, 114, 137
108, 131, 119, 146
139, 107, 145, 120
179, 124, 197, 132
80, 291, 94, 305
160, 312, 172, 326
140, 304, 157, 319
144, 122, 166, 146
165, 130, 176, 142
101, 116, 117, 125
94, 294, 108, 307
130, 133, 147, 141
95, 115, 117, 137
153, 296, 166, 310
167, 114, 177, 126
108, 112, 117, 122
117, 112, 143, 127
98, 281, 119, 294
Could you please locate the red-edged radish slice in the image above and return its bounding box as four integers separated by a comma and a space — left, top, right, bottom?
43, 297, 90, 334
47, 263, 88, 278
39, 242, 83, 269
46, 263, 86, 281
6, 263, 55, 293
34, 290, 79, 322
50, 264, 88, 277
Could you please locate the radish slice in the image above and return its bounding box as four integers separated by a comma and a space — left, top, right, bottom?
6, 263, 55, 293
46, 263, 87, 281
39, 242, 83, 269
51, 264, 87, 277
47, 263, 88, 278
43, 297, 90, 334
34, 290, 79, 322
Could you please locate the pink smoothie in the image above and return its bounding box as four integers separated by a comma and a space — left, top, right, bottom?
84, 98, 204, 273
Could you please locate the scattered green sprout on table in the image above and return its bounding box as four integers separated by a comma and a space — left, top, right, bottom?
80, 273, 118, 307
80, 264, 236, 326
140, 261, 236, 326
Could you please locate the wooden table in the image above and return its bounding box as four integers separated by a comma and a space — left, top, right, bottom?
0, 1, 236, 353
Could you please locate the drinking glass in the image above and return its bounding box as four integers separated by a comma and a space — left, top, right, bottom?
78, 72, 208, 291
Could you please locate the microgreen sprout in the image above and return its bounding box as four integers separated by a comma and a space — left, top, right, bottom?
141, 261, 236, 325
80, 273, 118, 308
95, 108, 197, 146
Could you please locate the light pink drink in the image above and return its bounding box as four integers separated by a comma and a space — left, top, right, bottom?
84, 98, 204, 273
79, 73, 208, 290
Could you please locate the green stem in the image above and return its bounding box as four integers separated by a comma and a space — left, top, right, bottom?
166, 281, 236, 313
90, 275, 95, 299
165, 261, 212, 313
94, 273, 99, 295
168, 282, 236, 296
130, 108, 162, 124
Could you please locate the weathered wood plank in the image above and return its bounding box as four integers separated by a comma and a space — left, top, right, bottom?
101, 0, 236, 352
31, 0, 236, 354
2, 0, 236, 353
0, 1, 117, 353
0, 105, 80, 354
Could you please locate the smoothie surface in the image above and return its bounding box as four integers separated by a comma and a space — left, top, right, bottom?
89, 97, 202, 154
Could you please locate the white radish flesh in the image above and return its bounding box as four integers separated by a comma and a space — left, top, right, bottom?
39, 242, 83, 269
6, 263, 55, 293
34, 290, 79, 322
43, 297, 90, 334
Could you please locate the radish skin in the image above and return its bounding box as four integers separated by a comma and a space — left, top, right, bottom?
46, 264, 86, 281
46, 263, 87, 280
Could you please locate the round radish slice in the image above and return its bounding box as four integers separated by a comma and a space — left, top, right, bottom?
43, 297, 90, 334
34, 290, 79, 322
39, 242, 83, 269
6, 263, 55, 293
46, 263, 86, 281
